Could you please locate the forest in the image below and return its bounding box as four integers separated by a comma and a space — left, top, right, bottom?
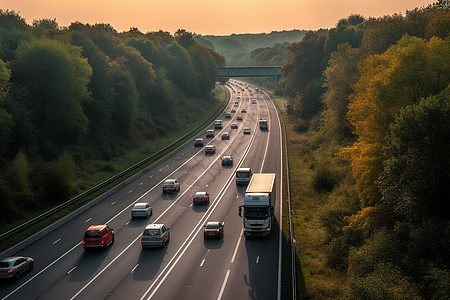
280, 1, 449, 299
0, 10, 224, 232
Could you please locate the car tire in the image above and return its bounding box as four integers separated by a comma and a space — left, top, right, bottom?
29, 261, 34, 271
112, 235, 115, 244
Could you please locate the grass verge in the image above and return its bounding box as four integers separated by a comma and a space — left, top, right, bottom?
271, 93, 345, 299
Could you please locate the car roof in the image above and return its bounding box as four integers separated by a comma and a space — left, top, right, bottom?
206, 145, 215, 148
145, 223, 164, 229
195, 138, 203, 140
0, 257, 23, 263
223, 155, 232, 159
133, 202, 149, 208
87, 224, 107, 231
207, 129, 214, 132
206, 221, 221, 226
164, 178, 177, 182
195, 191, 208, 196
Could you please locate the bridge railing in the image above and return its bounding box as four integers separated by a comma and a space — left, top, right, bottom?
222, 62, 284, 68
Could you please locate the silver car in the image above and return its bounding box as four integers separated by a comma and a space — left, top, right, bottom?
162, 179, 180, 193
131, 202, 152, 218
141, 224, 170, 248
0, 256, 34, 280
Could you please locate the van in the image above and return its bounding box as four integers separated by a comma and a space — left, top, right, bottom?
236, 168, 253, 185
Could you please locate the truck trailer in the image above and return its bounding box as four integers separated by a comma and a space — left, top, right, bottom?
239, 173, 276, 238
259, 119, 268, 130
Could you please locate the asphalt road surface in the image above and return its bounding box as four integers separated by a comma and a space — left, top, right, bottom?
0, 80, 283, 300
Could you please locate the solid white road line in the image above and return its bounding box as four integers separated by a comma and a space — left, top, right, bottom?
217, 270, 231, 300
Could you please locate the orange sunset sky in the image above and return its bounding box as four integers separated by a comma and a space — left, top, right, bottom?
0, 0, 437, 35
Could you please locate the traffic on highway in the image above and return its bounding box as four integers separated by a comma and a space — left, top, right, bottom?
0, 80, 283, 300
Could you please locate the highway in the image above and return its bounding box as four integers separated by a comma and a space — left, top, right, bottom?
0, 80, 283, 300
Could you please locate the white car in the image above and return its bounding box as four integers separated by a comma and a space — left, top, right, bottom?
131, 202, 152, 218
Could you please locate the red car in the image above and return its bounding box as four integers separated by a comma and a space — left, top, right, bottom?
83, 224, 114, 250
241, 108, 247, 113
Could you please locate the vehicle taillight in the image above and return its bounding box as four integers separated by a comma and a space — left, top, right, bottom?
155, 236, 162, 239
204, 229, 207, 233
163, 186, 166, 188
172, 185, 176, 188
216, 230, 220, 233
193, 197, 197, 199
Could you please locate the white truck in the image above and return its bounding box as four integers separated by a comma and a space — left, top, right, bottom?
259, 119, 268, 130
239, 173, 276, 238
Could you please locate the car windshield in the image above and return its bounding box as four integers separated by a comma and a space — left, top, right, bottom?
144, 229, 161, 236
236, 172, 250, 178
195, 192, 206, 197
134, 204, 146, 209
0, 261, 10, 267
206, 223, 219, 229
244, 207, 269, 219
84, 231, 102, 238
164, 180, 174, 185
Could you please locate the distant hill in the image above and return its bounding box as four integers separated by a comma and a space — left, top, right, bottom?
195, 30, 306, 62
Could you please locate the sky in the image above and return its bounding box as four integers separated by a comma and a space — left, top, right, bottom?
0, 0, 437, 35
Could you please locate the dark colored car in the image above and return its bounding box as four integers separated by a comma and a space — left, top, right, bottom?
206, 130, 215, 138
83, 224, 114, 250
204, 222, 224, 239
162, 179, 180, 193
205, 145, 216, 154
193, 191, 210, 205
0, 257, 34, 280
237, 115, 243, 121
241, 108, 247, 113
231, 122, 238, 129
222, 132, 230, 140
222, 156, 233, 166
141, 224, 170, 248
194, 138, 204, 147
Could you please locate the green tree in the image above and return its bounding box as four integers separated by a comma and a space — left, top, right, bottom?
379, 88, 450, 222
11, 38, 92, 144
0, 59, 13, 147
342, 36, 450, 214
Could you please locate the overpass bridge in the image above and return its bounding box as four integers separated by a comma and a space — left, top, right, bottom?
219, 62, 283, 78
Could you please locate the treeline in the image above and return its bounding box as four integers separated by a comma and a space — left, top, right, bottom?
281, 1, 450, 299
0, 10, 224, 230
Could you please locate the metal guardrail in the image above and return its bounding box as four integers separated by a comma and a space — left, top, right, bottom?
280, 106, 297, 300
264, 88, 297, 300
0, 89, 229, 242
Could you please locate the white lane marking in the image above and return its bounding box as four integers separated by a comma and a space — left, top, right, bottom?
69, 235, 141, 300
84, 218, 92, 223
159, 169, 162, 172
200, 259, 205, 267
140, 130, 259, 300
206, 184, 208, 188
140, 182, 143, 185
52, 239, 61, 245
256, 256, 260, 264
150, 175, 153, 178
231, 230, 243, 264
67, 266, 77, 274
172, 160, 175, 163
236, 195, 239, 198
110, 202, 116, 206
1, 242, 81, 300
125, 221, 130, 225
189, 203, 193, 208
165, 165, 168, 167
217, 269, 231, 300
131, 264, 139, 273
128, 190, 132, 194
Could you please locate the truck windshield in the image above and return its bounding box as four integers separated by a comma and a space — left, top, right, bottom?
244, 207, 269, 219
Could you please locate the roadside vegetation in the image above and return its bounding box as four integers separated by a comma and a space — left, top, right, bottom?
0, 10, 225, 235
272, 1, 449, 299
